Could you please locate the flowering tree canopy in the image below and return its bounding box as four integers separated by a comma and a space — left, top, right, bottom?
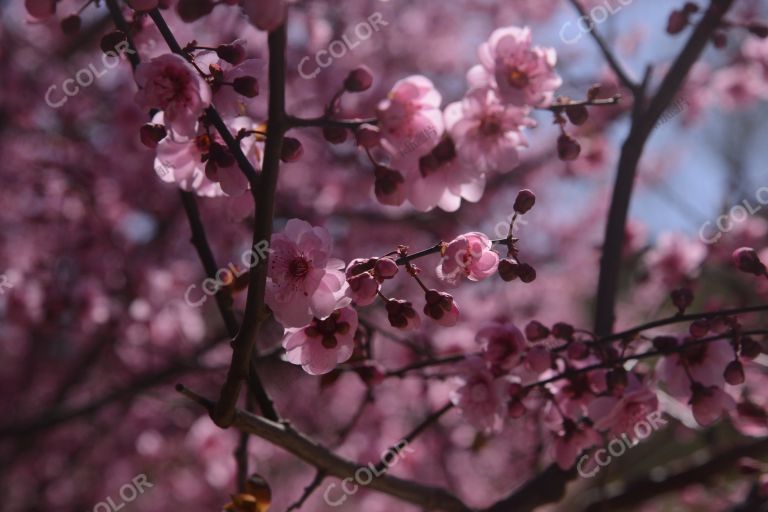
4, 0, 768, 511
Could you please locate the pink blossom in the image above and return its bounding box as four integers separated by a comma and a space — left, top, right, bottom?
266, 219, 347, 328
444, 87, 535, 172
283, 307, 358, 375
135, 54, 212, 137
656, 339, 733, 397
690, 384, 736, 427
24, 0, 55, 18
377, 75, 444, 148
243, 0, 286, 31
423, 289, 460, 326
196, 48, 263, 117
153, 114, 261, 198
450, 357, 508, 433
468, 26, 561, 107
437, 232, 499, 284
476, 322, 527, 370
588, 374, 659, 437
552, 420, 600, 470
399, 137, 487, 212
644, 232, 706, 286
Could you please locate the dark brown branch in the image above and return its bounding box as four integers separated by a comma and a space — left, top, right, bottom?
177, 386, 472, 512
593, 0, 735, 336
213, 23, 288, 427
286, 114, 377, 129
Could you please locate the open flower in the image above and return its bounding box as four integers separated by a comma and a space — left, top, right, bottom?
690, 384, 736, 427
588, 374, 659, 437
438, 232, 499, 284
135, 53, 212, 137
444, 87, 535, 172
377, 75, 444, 149
477, 321, 527, 370
450, 357, 508, 433
283, 307, 358, 375
266, 219, 346, 328
468, 26, 561, 107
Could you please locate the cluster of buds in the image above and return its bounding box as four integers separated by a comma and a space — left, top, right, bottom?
498, 189, 537, 283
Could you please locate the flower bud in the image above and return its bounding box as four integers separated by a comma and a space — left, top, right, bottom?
498, 259, 520, 282
526, 345, 551, 373
373, 257, 399, 281
667, 9, 688, 34
322, 126, 347, 145
100, 31, 127, 54
565, 105, 589, 126
557, 134, 581, 161
671, 287, 694, 314
740, 337, 763, 359
689, 319, 710, 339
343, 66, 373, 92
233, 76, 259, 98
61, 15, 81, 35
280, 137, 303, 162
139, 123, 167, 148
177, 0, 214, 22
385, 299, 421, 330
724, 360, 745, 385
423, 290, 459, 326
732, 247, 767, 276
355, 124, 380, 148
513, 189, 536, 214
524, 320, 549, 342
552, 322, 574, 341
652, 335, 678, 353
374, 165, 406, 206
606, 367, 628, 396
216, 43, 246, 65
517, 263, 536, 283
567, 341, 590, 360
712, 32, 727, 49
682, 2, 699, 13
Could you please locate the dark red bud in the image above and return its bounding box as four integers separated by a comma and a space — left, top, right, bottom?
61, 15, 82, 35
322, 126, 347, 145
140, 123, 167, 148
177, 0, 214, 22
552, 322, 574, 341
524, 320, 550, 342
724, 360, 745, 385
652, 335, 678, 353
355, 124, 380, 148
748, 22, 768, 39
732, 247, 767, 276
233, 76, 259, 98
557, 134, 581, 161
280, 137, 303, 162
712, 32, 727, 48
671, 287, 694, 314
689, 319, 710, 339
343, 66, 373, 92
741, 337, 763, 359
216, 43, 246, 65
513, 189, 536, 214
517, 263, 536, 283
565, 105, 589, 126
667, 10, 688, 35
567, 341, 590, 360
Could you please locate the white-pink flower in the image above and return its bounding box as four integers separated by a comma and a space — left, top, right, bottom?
266, 219, 346, 328
690, 384, 736, 427
445, 87, 535, 172
552, 420, 600, 470
438, 232, 499, 284
377, 75, 444, 149
656, 339, 732, 398
135, 53, 212, 137
644, 232, 706, 286
283, 307, 358, 375
243, 0, 286, 31
468, 26, 561, 107
477, 321, 527, 370
450, 357, 508, 433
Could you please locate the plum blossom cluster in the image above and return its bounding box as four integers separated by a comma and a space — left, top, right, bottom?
343, 26, 563, 212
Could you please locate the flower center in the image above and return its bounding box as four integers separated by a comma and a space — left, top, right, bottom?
507, 67, 530, 89
289, 257, 310, 278
479, 116, 503, 136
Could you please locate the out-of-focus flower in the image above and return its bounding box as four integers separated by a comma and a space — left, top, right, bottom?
243, 0, 286, 31
444, 87, 534, 172
377, 75, 444, 148
644, 232, 706, 286
552, 420, 600, 469
135, 54, 212, 137
283, 307, 358, 375
588, 374, 659, 437
266, 219, 346, 328
450, 357, 508, 433
690, 384, 736, 427
656, 339, 733, 397
477, 322, 527, 370
468, 26, 561, 107
438, 232, 499, 284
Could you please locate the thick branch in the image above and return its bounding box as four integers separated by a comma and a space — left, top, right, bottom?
594, 0, 735, 336
178, 386, 472, 512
